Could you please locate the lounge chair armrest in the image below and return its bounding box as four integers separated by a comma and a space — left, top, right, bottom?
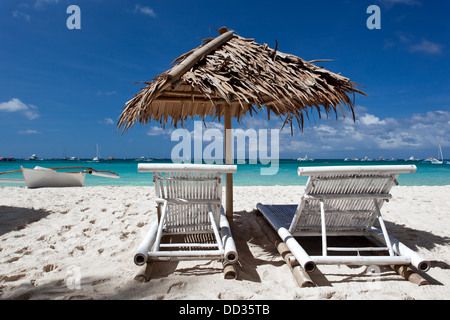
155, 198, 167, 204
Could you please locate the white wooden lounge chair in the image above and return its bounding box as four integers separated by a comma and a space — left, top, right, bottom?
134, 163, 238, 271
257, 165, 430, 274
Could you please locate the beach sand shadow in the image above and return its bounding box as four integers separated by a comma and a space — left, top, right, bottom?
0, 206, 51, 236
248, 210, 447, 286
232, 211, 288, 283
383, 220, 450, 252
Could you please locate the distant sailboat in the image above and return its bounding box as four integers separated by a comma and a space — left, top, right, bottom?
91, 144, 101, 162
430, 144, 444, 165
424, 144, 443, 164
62, 146, 69, 160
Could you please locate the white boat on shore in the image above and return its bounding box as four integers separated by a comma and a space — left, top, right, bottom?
1, 166, 119, 188
22, 166, 86, 188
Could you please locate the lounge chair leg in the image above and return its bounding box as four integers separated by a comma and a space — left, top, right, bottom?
369, 228, 431, 272
134, 263, 153, 283
223, 262, 238, 280
320, 201, 327, 257
134, 222, 158, 266
374, 200, 395, 256
256, 215, 316, 287
220, 213, 238, 264
291, 264, 316, 288
391, 265, 429, 286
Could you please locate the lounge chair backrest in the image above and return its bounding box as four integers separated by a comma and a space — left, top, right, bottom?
290, 165, 417, 235
138, 164, 237, 234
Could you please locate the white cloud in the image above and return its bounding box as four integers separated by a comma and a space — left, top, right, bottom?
204, 122, 224, 131
134, 4, 157, 17
0, 98, 39, 120
99, 118, 114, 125
314, 124, 337, 135
12, 0, 60, 21
378, 0, 421, 7
18, 129, 41, 135
385, 33, 444, 56
147, 126, 172, 136
34, 0, 59, 9
234, 108, 450, 157
409, 39, 444, 55
12, 10, 31, 21
145, 109, 450, 158
359, 114, 386, 126
97, 90, 118, 96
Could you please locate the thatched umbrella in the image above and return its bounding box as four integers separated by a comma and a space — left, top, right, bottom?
117, 27, 366, 222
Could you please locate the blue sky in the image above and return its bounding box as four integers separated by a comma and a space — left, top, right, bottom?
0, 0, 449, 160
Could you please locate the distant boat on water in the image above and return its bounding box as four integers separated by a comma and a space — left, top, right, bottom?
425, 144, 444, 165
28, 154, 40, 160
347, 157, 394, 162
62, 146, 69, 160
135, 156, 153, 162
61, 145, 81, 161
423, 144, 443, 164
405, 156, 420, 161
297, 154, 314, 161
91, 144, 101, 163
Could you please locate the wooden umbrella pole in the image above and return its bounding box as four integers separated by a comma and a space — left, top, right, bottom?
224, 105, 233, 225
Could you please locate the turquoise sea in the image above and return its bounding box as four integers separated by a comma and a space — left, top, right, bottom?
1, 159, 449, 187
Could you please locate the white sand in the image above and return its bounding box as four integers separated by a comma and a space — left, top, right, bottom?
1, 185, 449, 300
